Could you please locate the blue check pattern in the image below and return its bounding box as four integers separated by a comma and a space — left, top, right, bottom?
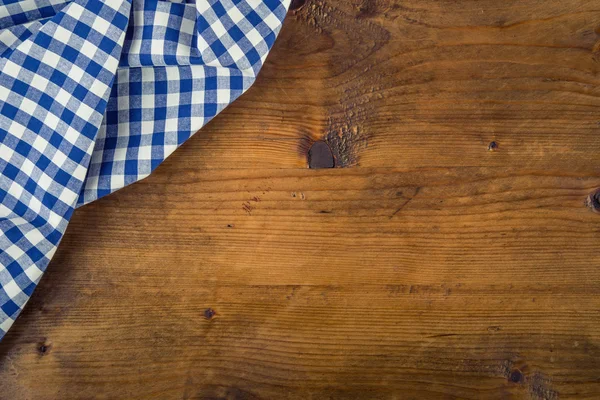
0, 0, 289, 340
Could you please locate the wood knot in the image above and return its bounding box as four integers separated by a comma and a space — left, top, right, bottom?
308, 141, 335, 169
488, 141, 499, 151
204, 308, 216, 320
585, 189, 600, 213
38, 341, 52, 355
289, 0, 307, 11
509, 369, 523, 383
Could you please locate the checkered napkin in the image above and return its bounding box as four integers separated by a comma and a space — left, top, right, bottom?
0, 0, 289, 340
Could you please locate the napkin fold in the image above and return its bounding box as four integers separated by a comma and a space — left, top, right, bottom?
0, 0, 289, 340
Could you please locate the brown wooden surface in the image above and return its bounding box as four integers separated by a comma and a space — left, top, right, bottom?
2, 1, 600, 398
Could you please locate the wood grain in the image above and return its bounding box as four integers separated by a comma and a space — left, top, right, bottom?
2, 0, 600, 398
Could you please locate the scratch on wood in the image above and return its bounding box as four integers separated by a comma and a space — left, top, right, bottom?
390, 187, 421, 219
242, 202, 253, 214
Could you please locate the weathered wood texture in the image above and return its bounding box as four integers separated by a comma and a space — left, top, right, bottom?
2, 1, 600, 399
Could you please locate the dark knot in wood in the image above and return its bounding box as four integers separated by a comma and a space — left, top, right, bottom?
308, 141, 335, 169
38, 342, 52, 355
488, 141, 499, 151
509, 369, 523, 383
585, 190, 600, 213
204, 308, 216, 320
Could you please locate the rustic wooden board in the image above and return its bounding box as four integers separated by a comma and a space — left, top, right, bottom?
2, 1, 600, 398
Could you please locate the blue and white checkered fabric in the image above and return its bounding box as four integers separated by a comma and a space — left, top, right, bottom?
0, 0, 289, 340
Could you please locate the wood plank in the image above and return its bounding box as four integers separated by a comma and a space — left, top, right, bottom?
174, 0, 600, 170
2, 0, 600, 398
2, 167, 600, 399
46, 167, 600, 286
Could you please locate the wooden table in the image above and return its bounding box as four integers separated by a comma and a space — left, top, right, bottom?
2, 1, 600, 398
